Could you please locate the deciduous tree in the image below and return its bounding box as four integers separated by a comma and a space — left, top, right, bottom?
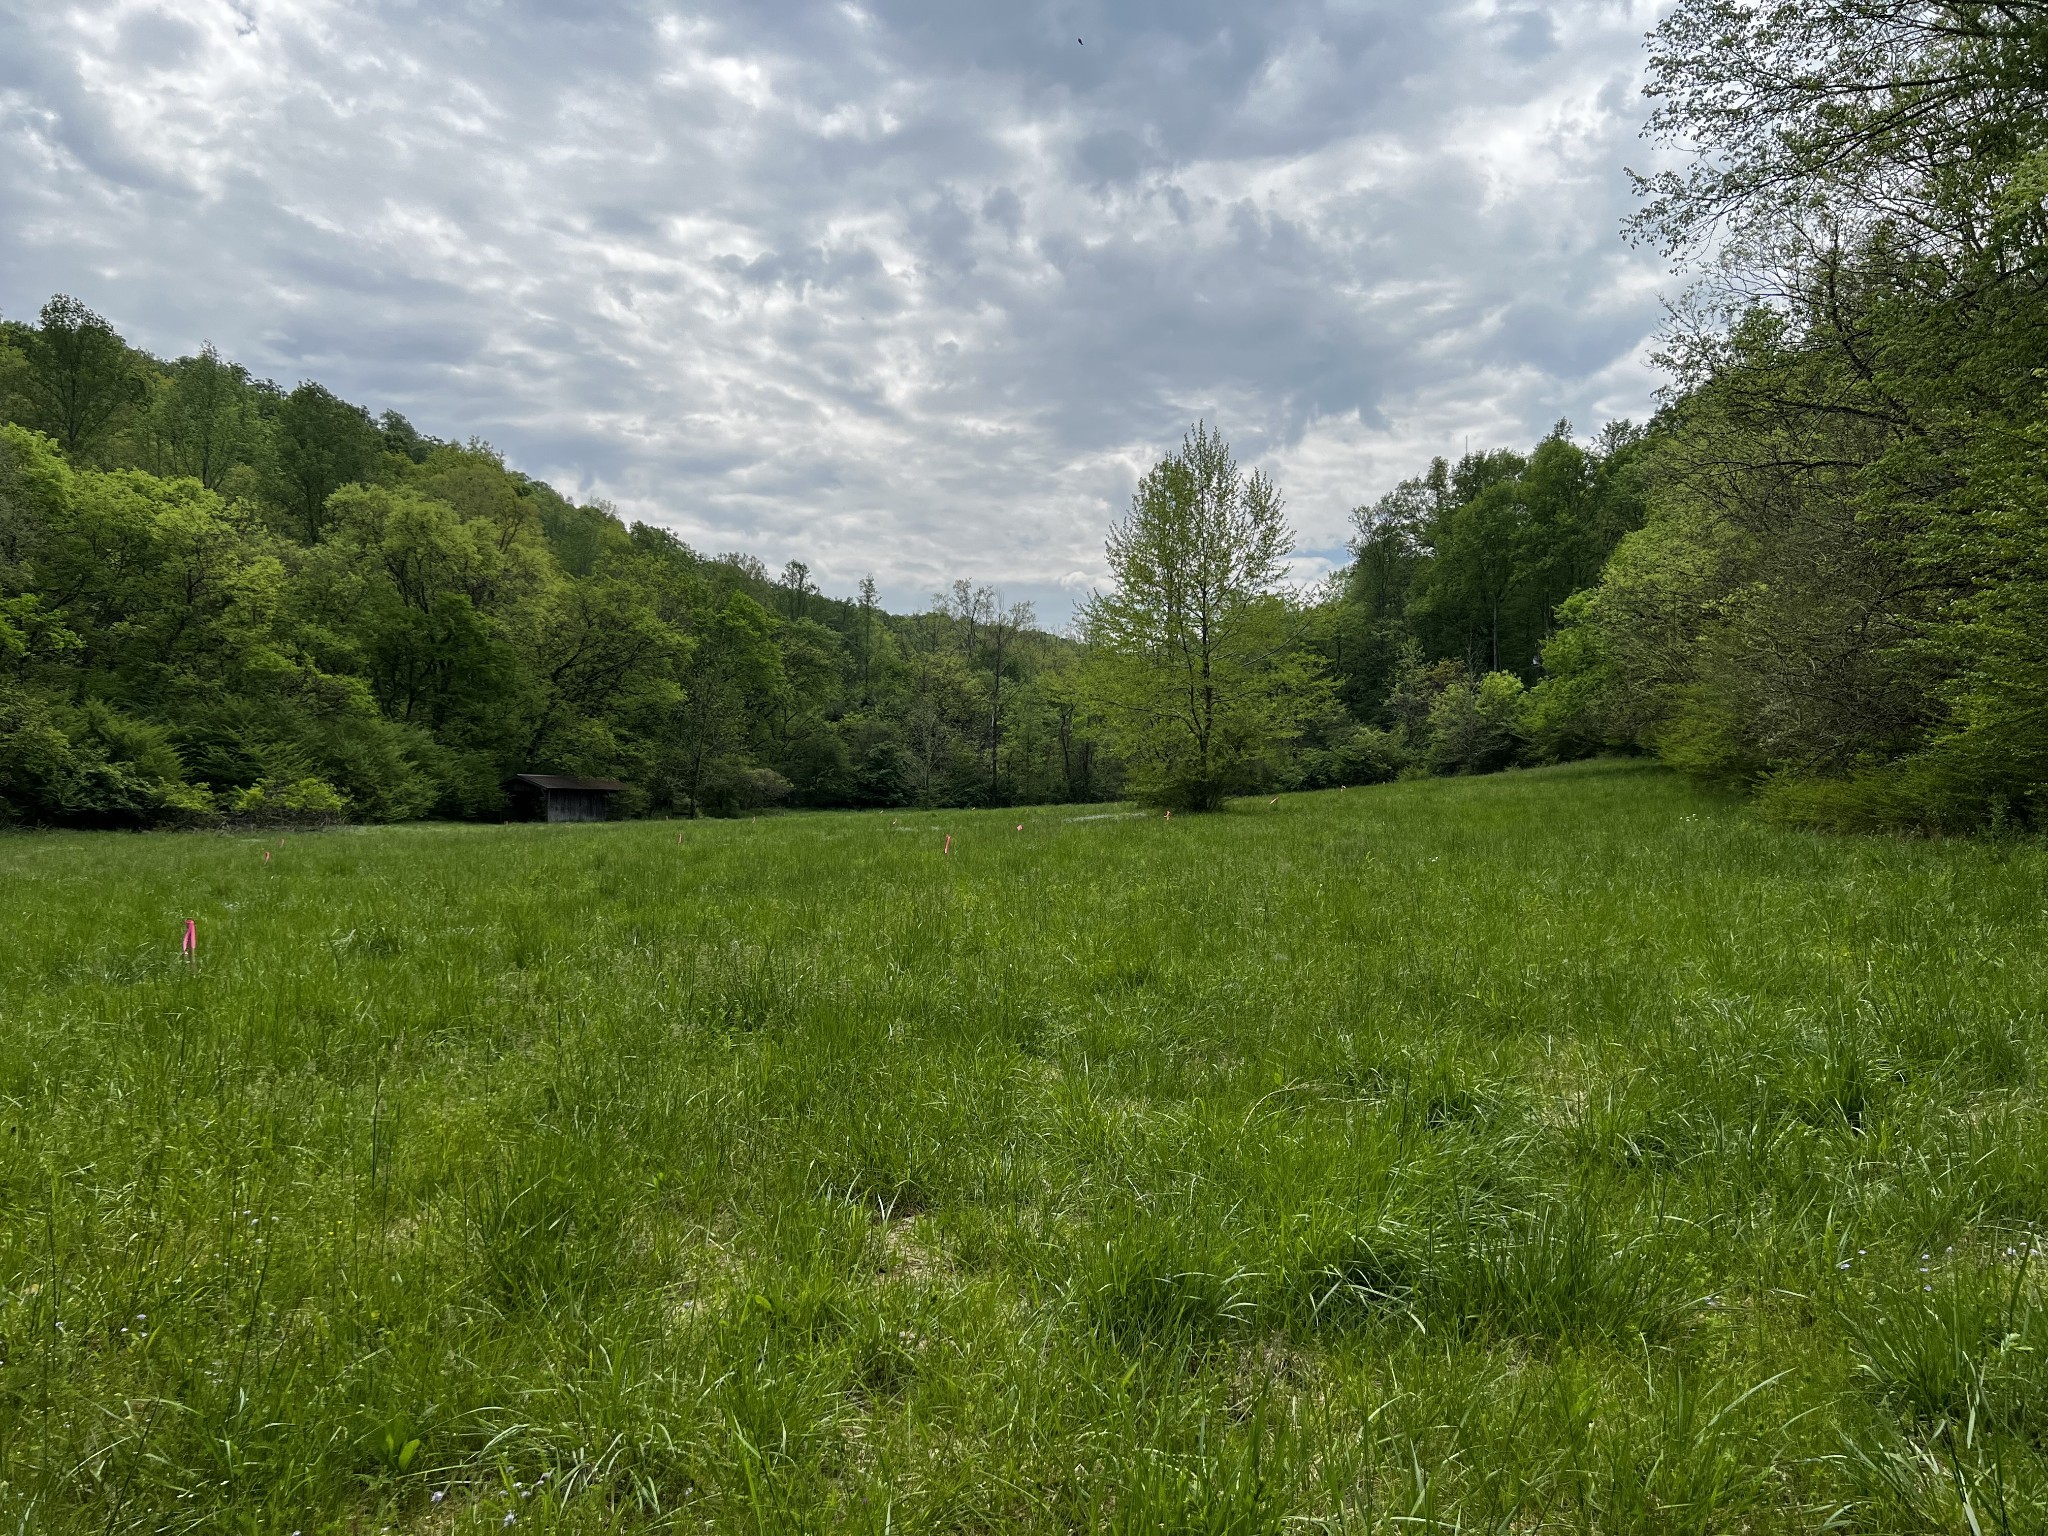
1081, 422, 1327, 810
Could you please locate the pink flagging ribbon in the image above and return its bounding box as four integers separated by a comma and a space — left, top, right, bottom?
944, 834, 952, 855
180, 919, 197, 959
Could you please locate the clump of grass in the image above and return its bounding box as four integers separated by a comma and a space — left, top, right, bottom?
1420, 1186, 1698, 1344
1838, 1241, 2048, 1431
1072, 1212, 1255, 1349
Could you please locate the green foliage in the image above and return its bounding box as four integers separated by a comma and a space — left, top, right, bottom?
141, 344, 267, 490
1563, 0, 2048, 830
1424, 671, 1527, 776
269, 381, 383, 541
1521, 592, 1628, 762
1297, 720, 1409, 788
12, 295, 146, 458
2, 698, 217, 827
0, 311, 1125, 826
1081, 423, 1331, 810
227, 774, 348, 824
0, 297, 1670, 828
1310, 419, 1649, 785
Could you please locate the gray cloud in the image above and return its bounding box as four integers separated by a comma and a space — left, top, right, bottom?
0, 0, 1676, 617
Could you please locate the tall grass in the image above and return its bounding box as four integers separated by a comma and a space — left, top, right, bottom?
2, 760, 2046, 1530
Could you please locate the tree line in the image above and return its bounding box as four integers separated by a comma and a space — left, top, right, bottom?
4, 1, 2043, 831
1527, 0, 2048, 832
0, 296, 1656, 827
1086, 1, 2048, 833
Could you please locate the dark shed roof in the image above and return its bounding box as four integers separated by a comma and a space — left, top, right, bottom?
510, 774, 627, 793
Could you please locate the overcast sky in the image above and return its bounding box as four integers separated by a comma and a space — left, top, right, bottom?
1, 0, 1676, 619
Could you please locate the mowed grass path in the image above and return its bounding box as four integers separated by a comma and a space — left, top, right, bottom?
4, 761, 2048, 1532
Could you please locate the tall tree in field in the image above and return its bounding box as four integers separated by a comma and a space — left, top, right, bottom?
1081, 422, 1327, 810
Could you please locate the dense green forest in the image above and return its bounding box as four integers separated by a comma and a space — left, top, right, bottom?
1332, 1, 2048, 833
1531, 1, 2048, 833
3, 2, 2045, 831
0, 302, 1653, 827
0, 332, 1122, 825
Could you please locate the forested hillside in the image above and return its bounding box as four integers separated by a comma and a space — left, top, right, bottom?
1525, 2, 2048, 833
0, 325, 1121, 824
0, 303, 1654, 827
1327, 2, 2048, 834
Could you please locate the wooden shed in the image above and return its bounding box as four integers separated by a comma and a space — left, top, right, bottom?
507, 774, 627, 823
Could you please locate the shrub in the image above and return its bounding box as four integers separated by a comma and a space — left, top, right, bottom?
1523, 593, 1630, 762
2, 699, 217, 827
851, 739, 916, 808
699, 757, 791, 817
1333, 723, 1410, 784
1426, 672, 1527, 775
227, 775, 349, 826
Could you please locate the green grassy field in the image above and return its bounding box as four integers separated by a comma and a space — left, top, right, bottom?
3, 761, 2047, 1533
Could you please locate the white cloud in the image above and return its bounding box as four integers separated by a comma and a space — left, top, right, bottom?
0, 0, 1679, 617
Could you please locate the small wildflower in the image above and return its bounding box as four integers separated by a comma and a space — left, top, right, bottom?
431, 1490, 445, 1505
504, 1516, 516, 1528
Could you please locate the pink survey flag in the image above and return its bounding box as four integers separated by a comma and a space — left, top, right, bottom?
944, 834, 952, 855
180, 919, 197, 959
263, 849, 271, 864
